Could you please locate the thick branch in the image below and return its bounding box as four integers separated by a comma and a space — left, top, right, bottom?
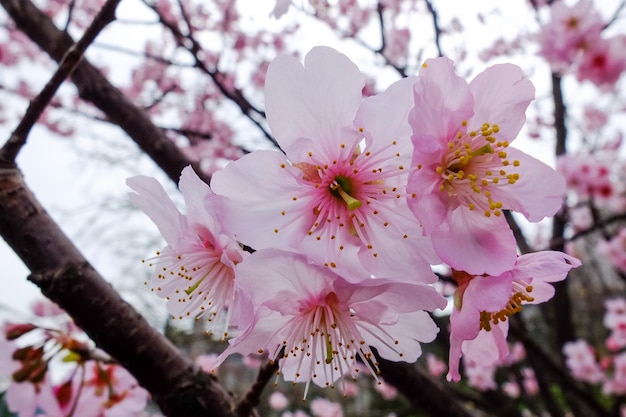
1, 0, 120, 162
0, 0, 204, 184
550, 73, 574, 348
0, 165, 235, 417
375, 357, 474, 417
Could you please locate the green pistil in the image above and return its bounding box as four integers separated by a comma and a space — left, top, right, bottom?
184, 277, 205, 295
471, 144, 493, 157
448, 144, 493, 173
330, 176, 362, 210
325, 333, 334, 364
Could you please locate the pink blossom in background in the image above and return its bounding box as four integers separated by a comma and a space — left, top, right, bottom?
217, 249, 445, 396
604, 298, 626, 329
522, 367, 539, 396
583, 106, 609, 132
447, 251, 581, 381
502, 380, 520, 398
30, 299, 65, 318
212, 46, 439, 282
127, 166, 246, 339
563, 339, 605, 384
425, 352, 447, 377
75, 363, 150, 417
538, 0, 603, 72
604, 352, 626, 395
577, 35, 626, 89
463, 359, 497, 391
340, 380, 360, 397
268, 391, 289, 411
557, 154, 614, 202
408, 57, 565, 275
282, 411, 311, 417
310, 397, 344, 417
597, 229, 626, 273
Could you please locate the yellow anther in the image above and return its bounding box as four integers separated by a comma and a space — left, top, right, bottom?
492, 124, 500, 133
484, 210, 491, 217
469, 131, 477, 137
468, 203, 475, 210
513, 160, 520, 166
498, 151, 507, 158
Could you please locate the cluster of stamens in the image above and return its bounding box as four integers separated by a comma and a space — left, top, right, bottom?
142, 239, 235, 339
479, 283, 535, 331
433, 121, 521, 218
277, 136, 407, 264
261, 292, 402, 398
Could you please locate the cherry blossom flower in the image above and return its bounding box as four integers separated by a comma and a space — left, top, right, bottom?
310, 397, 344, 417
127, 166, 245, 338
597, 229, 626, 274
447, 251, 581, 381
218, 249, 445, 396
407, 57, 565, 275
425, 353, 447, 377
563, 339, 605, 384
577, 35, 626, 89
268, 391, 289, 411
74, 363, 149, 417
211, 46, 438, 282
538, 0, 603, 72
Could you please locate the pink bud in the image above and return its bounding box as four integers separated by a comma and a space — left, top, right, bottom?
5, 323, 37, 340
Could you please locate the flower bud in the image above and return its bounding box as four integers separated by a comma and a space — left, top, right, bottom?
5, 323, 37, 340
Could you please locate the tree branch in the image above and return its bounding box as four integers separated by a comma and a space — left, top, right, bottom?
375, 356, 475, 417
0, 0, 120, 162
0, 0, 205, 185
0, 165, 236, 417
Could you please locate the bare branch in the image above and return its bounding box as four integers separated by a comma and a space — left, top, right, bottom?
0, 0, 120, 162
0, 0, 205, 185
423, 0, 444, 58
235, 359, 280, 417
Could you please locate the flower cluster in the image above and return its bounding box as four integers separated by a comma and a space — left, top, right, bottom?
0, 300, 149, 417
563, 297, 626, 394
538, 0, 626, 88
129, 46, 579, 390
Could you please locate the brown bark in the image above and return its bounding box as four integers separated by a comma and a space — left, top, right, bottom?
0, 164, 235, 417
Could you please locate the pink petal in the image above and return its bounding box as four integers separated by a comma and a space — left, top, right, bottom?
126, 175, 186, 247
432, 208, 517, 275
411, 57, 473, 146
468, 64, 535, 142
265, 47, 366, 160
211, 150, 313, 250
358, 310, 438, 362
494, 148, 566, 222
355, 76, 416, 160
178, 165, 217, 230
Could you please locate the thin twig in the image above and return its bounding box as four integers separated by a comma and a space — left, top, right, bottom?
423, 0, 444, 57
0, 0, 121, 162
235, 359, 280, 417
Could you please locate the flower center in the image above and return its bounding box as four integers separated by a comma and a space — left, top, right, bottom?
329, 175, 362, 210
435, 121, 521, 218
479, 283, 534, 331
